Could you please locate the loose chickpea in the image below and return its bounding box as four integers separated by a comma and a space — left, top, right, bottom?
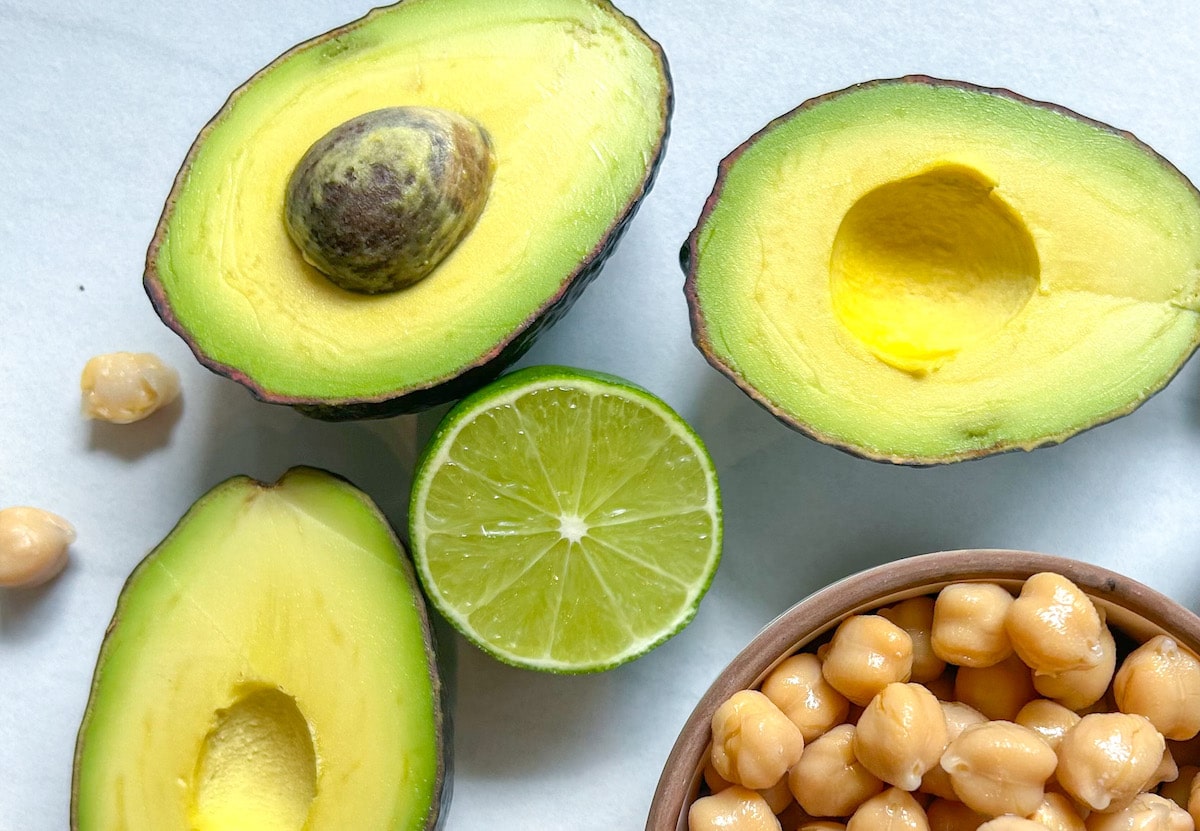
1006, 573, 1105, 676
931, 583, 1014, 668
1083, 793, 1192, 831
976, 818, 1046, 831
1016, 700, 1082, 751
689, 786, 782, 831
822, 615, 914, 706
855, 683, 949, 791
1157, 765, 1197, 811
0, 506, 75, 588
1031, 792, 1088, 831
1114, 636, 1200, 741
762, 653, 851, 742
789, 724, 885, 816
848, 788, 930, 831
81, 352, 181, 424
926, 798, 987, 831
1034, 625, 1117, 711
882, 597, 948, 684
940, 720, 1058, 817
1056, 713, 1166, 812
954, 654, 1037, 722
923, 702, 988, 800
711, 690, 805, 790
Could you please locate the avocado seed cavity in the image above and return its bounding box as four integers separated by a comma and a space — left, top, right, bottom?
191, 686, 317, 831
830, 164, 1040, 374
285, 106, 495, 294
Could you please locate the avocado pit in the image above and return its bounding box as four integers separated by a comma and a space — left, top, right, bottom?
285, 106, 495, 294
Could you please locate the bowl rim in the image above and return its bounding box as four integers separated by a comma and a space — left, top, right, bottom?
644, 548, 1200, 831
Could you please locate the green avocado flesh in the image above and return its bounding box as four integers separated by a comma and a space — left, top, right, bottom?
147, 0, 669, 411
686, 78, 1200, 464
72, 468, 442, 830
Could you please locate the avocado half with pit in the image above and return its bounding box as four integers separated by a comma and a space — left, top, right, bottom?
72, 468, 443, 830
685, 77, 1200, 464
145, 0, 671, 418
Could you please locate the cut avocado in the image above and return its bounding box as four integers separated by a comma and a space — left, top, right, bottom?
146, 0, 671, 418
685, 77, 1200, 464
71, 468, 443, 830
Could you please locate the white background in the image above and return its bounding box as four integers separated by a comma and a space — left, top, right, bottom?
4, 1, 1200, 828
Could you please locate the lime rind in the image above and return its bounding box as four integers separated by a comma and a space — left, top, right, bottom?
410, 366, 722, 673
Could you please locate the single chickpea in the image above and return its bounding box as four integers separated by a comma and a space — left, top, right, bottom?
0, 506, 75, 588
926, 798, 987, 831
762, 653, 851, 742
954, 654, 1038, 722
789, 723, 885, 816
822, 615, 914, 706
976, 819, 1047, 831
1056, 712, 1166, 812
689, 785, 782, 831
1006, 573, 1105, 676
1031, 792, 1088, 831
882, 597, 948, 684
1034, 625, 1117, 711
1083, 793, 1192, 831
711, 690, 805, 790
1114, 636, 1200, 741
847, 788, 930, 831
1157, 764, 1197, 811
931, 583, 1014, 668
940, 720, 1058, 817
922, 702, 988, 800
1016, 699, 1082, 751
855, 683, 949, 791
80, 352, 181, 424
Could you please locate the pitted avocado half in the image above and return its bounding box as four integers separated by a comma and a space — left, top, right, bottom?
685, 77, 1200, 464
146, 0, 671, 418
72, 469, 443, 830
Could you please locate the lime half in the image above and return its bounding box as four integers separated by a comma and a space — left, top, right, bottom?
409, 366, 722, 673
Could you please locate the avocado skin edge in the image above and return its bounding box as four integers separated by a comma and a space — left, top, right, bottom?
69, 466, 449, 830
682, 75, 1200, 466
144, 0, 673, 421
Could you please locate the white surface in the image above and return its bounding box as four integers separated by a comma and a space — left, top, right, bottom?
3, 1, 1200, 828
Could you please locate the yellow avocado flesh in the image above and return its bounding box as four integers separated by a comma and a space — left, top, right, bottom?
691, 80, 1200, 462
73, 469, 440, 830
154, 0, 668, 401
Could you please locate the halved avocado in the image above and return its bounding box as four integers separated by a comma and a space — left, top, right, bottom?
71, 468, 443, 830
685, 77, 1200, 464
146, 0, 671, 418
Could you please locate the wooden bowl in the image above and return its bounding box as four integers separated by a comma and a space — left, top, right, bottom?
645, 549, 1200, 830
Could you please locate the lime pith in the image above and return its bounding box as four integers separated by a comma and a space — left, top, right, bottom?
409, 366, 722, 673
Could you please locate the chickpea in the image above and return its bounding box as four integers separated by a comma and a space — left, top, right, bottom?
712, 690, 805, 790
689, 785, 782, 831
1114, 636, 1200, 741
80, 352, 181, 424
1157, 765, 1197, 811
1034, 625, 1117, 711
848, 788, 930, 831
926, 799, 987, 831
1031, 792, 1088, 831
762, 653, 851, 742
1084, 793, 1192, 831
1016, 700, 1082, 751
789, 724, 884, 816
1056, 713, 1166, 812
976, 819, 1047, 831
0, 506, 75, 588
822, 615, 914, 706
931, 583, 1014, 668
855, 683, 949, 791
882, 597, 948, 684
940, 721, 1058, 817
1006, 573, 1105, 676
923, 702, 988, 800
954, 654, 1037, 722
760, 776, 795, 814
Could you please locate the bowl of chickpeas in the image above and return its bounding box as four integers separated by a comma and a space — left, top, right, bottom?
646, 549, 1200, 831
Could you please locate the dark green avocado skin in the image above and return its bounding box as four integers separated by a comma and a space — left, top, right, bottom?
143, 1, 673, 421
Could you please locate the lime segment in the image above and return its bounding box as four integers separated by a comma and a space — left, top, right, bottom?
410, 366, 722, 673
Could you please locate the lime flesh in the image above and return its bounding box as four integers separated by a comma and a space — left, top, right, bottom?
410, 366, 722, 673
